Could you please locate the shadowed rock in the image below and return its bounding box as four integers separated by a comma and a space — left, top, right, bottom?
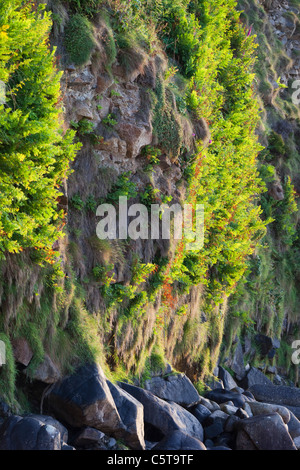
0, 415, 71, 450
118, 382, 203, 441
235, 413, 297, 450
153, 430, 206, 450
249, 383, 300, 408
144, 373, 201, 407
107, 380, 145, 450
48, 363, 123, 435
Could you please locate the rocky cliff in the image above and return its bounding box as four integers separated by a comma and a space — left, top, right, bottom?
1, 0, 300, 448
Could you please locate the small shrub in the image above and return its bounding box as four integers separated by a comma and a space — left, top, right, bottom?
268, 131, 286, 156
70, 118, 94, 135
64, 14, 95, 66
70, 193, 84, 210
105, 172, 137, 202
102, 113, 118, 128
67, 0, 100, 17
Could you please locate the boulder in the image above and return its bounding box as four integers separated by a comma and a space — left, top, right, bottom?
29, 354, 61, 384
203, 422, 224, 440
144, 373, 201, 407
0, 415, 70, 450
199, 397, 220, 412
240, 366, 273, 389
205, 389, 246, 408
285, 411, 300, 440
153, 430, 206, 450
235, 413, 297, 450
224, 415, 240, 433
249, 383, 300, 408
107, 380, 145, 449
283, 404, 300, 421
243, 402, 253, 417
11, 338, 33, 367
235, 408, 249, 419
248, 401, 291, 424
220, 403, 239, 415
26, 414, 69, 443
294, 436, 300, 450
192, 403, 211, 424
118, 382, 203, 442
254, 334, 280, 357
217, 366, 238, 391
48, 363, 123, 435
206, 377, 224, 390
72, 427, 108, 449
230, 341, 246, 380
204, 410, 229, 427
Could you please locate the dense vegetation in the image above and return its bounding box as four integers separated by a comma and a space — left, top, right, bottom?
0, 0, 79, 260
1, 0, 299, 407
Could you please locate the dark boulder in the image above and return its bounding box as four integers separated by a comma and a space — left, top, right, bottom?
240, 366, 273, 389
204, 422, 224, 440
230, 341, 246, 380
118, 382, 203, 442
107, 380, 145, 449
47, 363, 123, 435
254, 334, 280, 358
217, 366, 238, 391
0, 415, 70, 450
205, 389, 246, 408
235, 413, 297, 450
144, 373, 201, 407
192, 403, 211, 424
153, 430, 206, 450
249, 383, 300, 408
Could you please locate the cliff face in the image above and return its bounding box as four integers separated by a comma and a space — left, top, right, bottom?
1, 0, 300, 410
222, 0, 300, 385
59, 12, 215, 381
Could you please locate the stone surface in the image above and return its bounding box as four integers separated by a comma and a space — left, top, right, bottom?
26, 414, 69, 443
230, 341, 246, 380
248, 401, 291, 424
254, 334, 281, 357
249, 383, 300, 408
74, 100, 95, 120
192, 403, 211, 424
199, 397, 220, 412
72, 427, 106, 449
293, 436, 300, 450
11, 338, 33, 367
144, 373, 201, 407
30, 354, 61, 384
118, 382, 203, 442
204, 410, 229, 427
204, 422, 224, 440
287, 411, 300, 439
116, 122, 152, 159
48, 363, 123, 435
107, 380, 145, 450
235, 413, 297, 450
153, 430, 206, 450
220, 403, 239, 415
218, 366, 238, 391
224, 415, 240, 433
235, 408, 249, 419
241, 366, 273, 389
0, 415, 69, 450
205, 389, 246, 408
